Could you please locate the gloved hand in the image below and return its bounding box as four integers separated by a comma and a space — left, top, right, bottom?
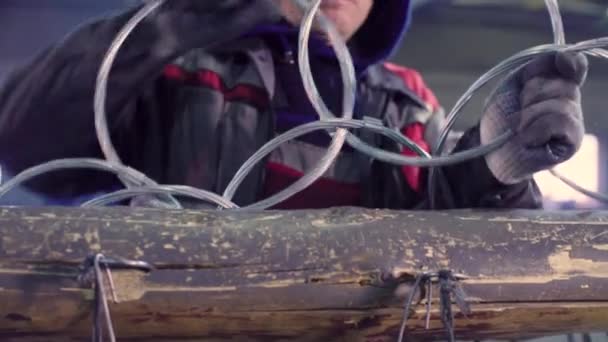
480, 51, 588, 185
163, 0, 279, 19
152, 0, 281, 55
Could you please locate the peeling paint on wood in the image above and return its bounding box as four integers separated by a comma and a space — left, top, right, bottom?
0, 207, 607, 340
549, 247, 608, 278
593, 244, 608, 251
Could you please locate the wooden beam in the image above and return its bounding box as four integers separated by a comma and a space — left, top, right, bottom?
0, 207, 607, 340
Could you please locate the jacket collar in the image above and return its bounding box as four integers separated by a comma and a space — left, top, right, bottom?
217, 37, 428, 112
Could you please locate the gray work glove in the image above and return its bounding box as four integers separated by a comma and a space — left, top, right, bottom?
480, 51, 588, 185
153, 0, 282, 55
163, 0, 280, 20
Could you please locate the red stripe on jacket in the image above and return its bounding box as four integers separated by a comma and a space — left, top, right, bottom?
384, 63, 439, 112
400, 123, 430, 192
162, 63, 438, 208
384, 63, 437, 193
262, 162, 361, 209
163, 64, 270, 109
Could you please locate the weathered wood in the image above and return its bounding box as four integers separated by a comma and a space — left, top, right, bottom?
0, 206, 607, 341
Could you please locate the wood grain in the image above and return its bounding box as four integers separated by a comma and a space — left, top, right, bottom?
0, 207, 607, 340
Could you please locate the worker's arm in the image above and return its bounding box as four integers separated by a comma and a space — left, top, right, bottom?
435, 51, 587, 209
432, 125, 543, 209
0, 1, 279, 196
382, 51, 585, 210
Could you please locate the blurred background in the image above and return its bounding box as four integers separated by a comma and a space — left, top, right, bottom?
0, 1, 607, 341
0, 0, 607, 210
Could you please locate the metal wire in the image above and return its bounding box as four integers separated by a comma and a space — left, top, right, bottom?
83, 185, 238, 209
0, 159, 153, 199
93, 254, 117, 342
397, 274, 426, 342
546, 0, 566, 45
239, 0, 352, 209
94, 0, 164, 166
2, 3, 607, 342
549, 169, 608, 204
90, 0, 513, 211
428, 40, 608, 207
291, 0, 513, 188
93, 0, 180, 209
223, 119, 513, 207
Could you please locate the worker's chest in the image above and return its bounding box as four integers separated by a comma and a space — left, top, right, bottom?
154, 46, 429, 207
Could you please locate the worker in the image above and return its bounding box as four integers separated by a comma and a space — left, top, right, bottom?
0, 0, 588, 209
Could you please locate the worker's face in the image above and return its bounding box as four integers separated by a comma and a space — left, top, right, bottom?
277, 0, 374, 40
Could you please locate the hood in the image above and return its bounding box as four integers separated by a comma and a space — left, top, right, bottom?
350, 0, 412, 69
247, 0, 412, 71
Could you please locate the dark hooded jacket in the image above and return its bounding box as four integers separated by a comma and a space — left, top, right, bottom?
0, 0, 541, 209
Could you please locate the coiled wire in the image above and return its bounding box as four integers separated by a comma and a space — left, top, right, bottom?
291, 0, 515, 179
82, 185, 237, 209
0, 159, 236, 209
223, 118, 512, 209
0, 159, 148, 199
232, 0, 517, 209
